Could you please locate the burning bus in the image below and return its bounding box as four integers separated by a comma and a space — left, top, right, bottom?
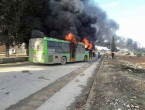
29, 33, 93, 64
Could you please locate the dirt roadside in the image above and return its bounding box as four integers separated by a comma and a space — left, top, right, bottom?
117, 55, 145, 68
86, 55, 145, 110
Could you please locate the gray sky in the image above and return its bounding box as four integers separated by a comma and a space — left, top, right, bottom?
93, 0, 145, 47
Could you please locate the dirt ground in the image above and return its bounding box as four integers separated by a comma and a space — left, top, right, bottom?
90, 55, 145, 110
116, 55, 145, 68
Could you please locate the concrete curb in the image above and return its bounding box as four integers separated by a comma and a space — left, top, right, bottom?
85, 55, 105, 110
0, 57, 28, 64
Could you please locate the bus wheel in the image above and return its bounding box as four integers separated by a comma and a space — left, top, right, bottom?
61, 57, 67, 65
84, 56, 87, 62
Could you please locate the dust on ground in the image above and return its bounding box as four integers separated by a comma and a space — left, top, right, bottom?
90, 55, 145, 110
117, 55, 145, 68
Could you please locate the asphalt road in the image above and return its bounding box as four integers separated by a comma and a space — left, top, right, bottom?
0, 58, 101, 110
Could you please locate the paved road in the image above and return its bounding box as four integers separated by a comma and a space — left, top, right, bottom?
0, 58, 101, 110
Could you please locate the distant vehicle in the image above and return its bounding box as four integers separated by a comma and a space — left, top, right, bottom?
29, 37, 92, 64
95, 52, 101, 58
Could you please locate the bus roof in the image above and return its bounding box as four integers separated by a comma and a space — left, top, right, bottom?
30, 37, 84, 45
44, 37, 84, 45
44, 37, 70, 43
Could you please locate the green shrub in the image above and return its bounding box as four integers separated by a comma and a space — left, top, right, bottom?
136, 52, 142, 57
134, 52, 137, 55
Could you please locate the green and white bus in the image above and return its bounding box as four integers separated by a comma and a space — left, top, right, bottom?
29, 37, 90, 64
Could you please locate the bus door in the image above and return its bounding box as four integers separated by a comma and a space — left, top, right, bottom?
89, 50, 93, 60
70, 42, 76, 62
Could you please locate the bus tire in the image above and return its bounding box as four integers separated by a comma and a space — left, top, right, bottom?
84, 56, 87, 62
61, 57, 67, 65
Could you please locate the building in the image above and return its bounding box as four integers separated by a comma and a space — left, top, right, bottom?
0, 43, 26, 55
0, 27, 26, 54
0, 45, 6, 52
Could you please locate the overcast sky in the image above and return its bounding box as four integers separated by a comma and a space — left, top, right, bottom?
94, 0, 145, 47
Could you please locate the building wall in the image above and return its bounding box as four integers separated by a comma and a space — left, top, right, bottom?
0, 45, 6, 52
13, 43, 26, 54
0, 43, 26, 54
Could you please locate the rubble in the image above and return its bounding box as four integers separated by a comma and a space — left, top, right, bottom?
120, 60, 145, 73
5, 92, 9, 95
126, 104, 130, 108
38, 77, 49, 80
80, 74, 85, 76
128, 69, 132, 72
135, 105, 139, 109
131, 104, 134, 108
75, 79, 80, 82
22, 70, 29, 73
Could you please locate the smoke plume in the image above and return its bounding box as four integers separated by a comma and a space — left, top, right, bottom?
30, 0, 119, 44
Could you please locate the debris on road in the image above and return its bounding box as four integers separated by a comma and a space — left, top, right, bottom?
22, 70, 29, 73
13, 75, 16, 78
80, 74, 85, 76
38, 77, 49, 80
75, 79, 80, 82
5, 92, 9, 95
1, 88, 5, 90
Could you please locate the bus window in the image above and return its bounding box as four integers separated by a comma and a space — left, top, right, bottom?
62, 43, 66, 53
76, 48, 79, 53
47, 41, 56, 53
51, 42, 55, 47
79, 45, 84, 53
76, 45, 80, 53
56, 42, 62, 53
55, 42, 58, 47
66, 43, 70, 49
47, 41, 51, 47
48, 41, 56, 47
64, 43, 70, 53
58, 42, 62, 47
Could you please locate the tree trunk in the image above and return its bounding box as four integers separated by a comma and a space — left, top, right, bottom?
5, 44, 10, 57
26, 43, 29, 56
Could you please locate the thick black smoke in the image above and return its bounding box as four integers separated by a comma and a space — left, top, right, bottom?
85, 2, 119, 45
31, 0, 119, 44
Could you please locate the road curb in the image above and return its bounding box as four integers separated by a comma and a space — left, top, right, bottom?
0, 57, 28, 64
84, 55, 105, 110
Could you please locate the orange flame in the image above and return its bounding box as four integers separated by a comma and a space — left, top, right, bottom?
89, 42, 93, 50
65, 33, 77, 44
82, 38, 90, 49
82, 38, 93, 50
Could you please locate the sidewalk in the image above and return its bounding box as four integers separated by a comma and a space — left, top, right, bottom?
0, 56, 28, 64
